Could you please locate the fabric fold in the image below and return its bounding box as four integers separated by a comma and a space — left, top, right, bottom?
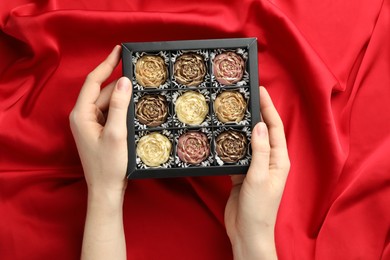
0, 0, 388, 259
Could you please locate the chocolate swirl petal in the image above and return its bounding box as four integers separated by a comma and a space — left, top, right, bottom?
174, 53, 206, 86
213, 52, 245, 85
136, 95, 168, 126
216, 131, 247, 163
135, 55, 168, 88
136, 132, 172, 167
175, 91, 208, 125
177, 131, 210, 164
214, 91, 247, 123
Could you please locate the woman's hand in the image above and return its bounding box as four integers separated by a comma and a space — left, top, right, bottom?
69, 45, 132, 196
225, 87, 290, 260
69, 45, 132, 260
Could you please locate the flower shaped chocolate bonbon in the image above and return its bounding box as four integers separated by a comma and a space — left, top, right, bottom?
135, 55, 168, 88
175, 91, 208, 125
123, 38, 260, 178
216, 130, 247, 163
213, 52, 245, 85
136, 132, 172, 167
214, 91, 247, 123
136, 94, 168, 127
174, 53, 206, 86
177, 131, 210, 165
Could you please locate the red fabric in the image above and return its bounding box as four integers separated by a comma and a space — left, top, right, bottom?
1, 0, 389, 259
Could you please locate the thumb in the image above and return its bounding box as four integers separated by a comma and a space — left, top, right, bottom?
245, 122, 271, 185
104, 77, 132, 139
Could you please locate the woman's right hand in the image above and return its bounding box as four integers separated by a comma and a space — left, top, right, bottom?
224, 87, 290, 260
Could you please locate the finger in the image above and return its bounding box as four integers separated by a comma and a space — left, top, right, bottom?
95, 79, 118, 111
259, 87, 290, 175
245, 122, 270, 185
259, 87, 286, 149
103, 77, 132, 141
76, 45, 122, 107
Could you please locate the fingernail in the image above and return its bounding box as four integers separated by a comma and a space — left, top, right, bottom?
256, 122, 267, 137
117, 77, 130, 92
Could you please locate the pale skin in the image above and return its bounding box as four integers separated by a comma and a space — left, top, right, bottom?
69, 45, 290, 260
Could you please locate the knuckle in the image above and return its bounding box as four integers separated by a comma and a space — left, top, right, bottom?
272, 158, 290, 173
69, 109, 82, 136
103, 59, 115, 71
256, 141, 271, 155
85, 71, 95, 82
69, 109, 78, 128
104, 127, 127, 142
85, 69, 101, 84
110, 95, 128, 110
271, 116, 285, 133
247, 171, 267, 187
276, 116, 285, 128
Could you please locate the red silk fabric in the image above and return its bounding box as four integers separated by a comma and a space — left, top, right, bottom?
1, 0, 389, 259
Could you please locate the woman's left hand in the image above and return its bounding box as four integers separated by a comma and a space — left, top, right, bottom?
69, 45, 132, 196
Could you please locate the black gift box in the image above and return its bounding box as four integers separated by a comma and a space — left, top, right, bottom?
122, 38, 260, 179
